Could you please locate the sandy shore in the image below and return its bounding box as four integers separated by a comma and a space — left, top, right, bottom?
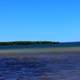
0, 47, 80, 57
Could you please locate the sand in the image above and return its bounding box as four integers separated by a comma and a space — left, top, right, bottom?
0, 47, 80, 57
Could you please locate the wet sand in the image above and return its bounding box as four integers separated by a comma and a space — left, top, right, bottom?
0, 47, 79, 58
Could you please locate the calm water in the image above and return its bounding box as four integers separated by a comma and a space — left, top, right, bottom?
0, 43, 80, 50
0, 52, 80, 80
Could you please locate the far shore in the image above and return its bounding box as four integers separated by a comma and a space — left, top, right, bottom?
0, 47, 80, 57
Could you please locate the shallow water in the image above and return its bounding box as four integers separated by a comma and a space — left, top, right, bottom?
0, 53, 80, 80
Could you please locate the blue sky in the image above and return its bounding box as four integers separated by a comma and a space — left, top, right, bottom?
0, 0, 80, 42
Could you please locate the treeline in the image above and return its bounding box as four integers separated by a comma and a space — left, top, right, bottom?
0, 41, 60, 46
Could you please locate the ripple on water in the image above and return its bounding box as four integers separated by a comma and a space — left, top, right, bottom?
0, 53, 80, 80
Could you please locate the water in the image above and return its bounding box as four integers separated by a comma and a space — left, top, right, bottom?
0, 52, 80, 80
0, 42, 80, 50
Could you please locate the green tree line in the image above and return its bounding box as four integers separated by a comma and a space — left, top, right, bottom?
0, 41, 59, 46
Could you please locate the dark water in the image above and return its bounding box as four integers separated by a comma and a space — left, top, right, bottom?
0, 53, 80, 80
0, 43, 80, 50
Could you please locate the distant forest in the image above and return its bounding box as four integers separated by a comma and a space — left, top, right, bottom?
0, 41, 60, 46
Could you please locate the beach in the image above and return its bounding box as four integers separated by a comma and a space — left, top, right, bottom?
0, 47, 80, 58
0, 46, 80, 57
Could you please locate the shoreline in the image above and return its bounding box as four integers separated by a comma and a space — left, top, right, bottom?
0, 47, 80, 56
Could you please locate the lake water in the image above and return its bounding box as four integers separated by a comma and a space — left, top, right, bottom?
0, 43, 80, 50
0, 52, 80, 80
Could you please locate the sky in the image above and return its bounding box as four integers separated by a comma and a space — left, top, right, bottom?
0, 0, 80, 42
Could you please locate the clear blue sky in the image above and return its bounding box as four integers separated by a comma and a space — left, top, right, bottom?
0, 0, 80, 42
